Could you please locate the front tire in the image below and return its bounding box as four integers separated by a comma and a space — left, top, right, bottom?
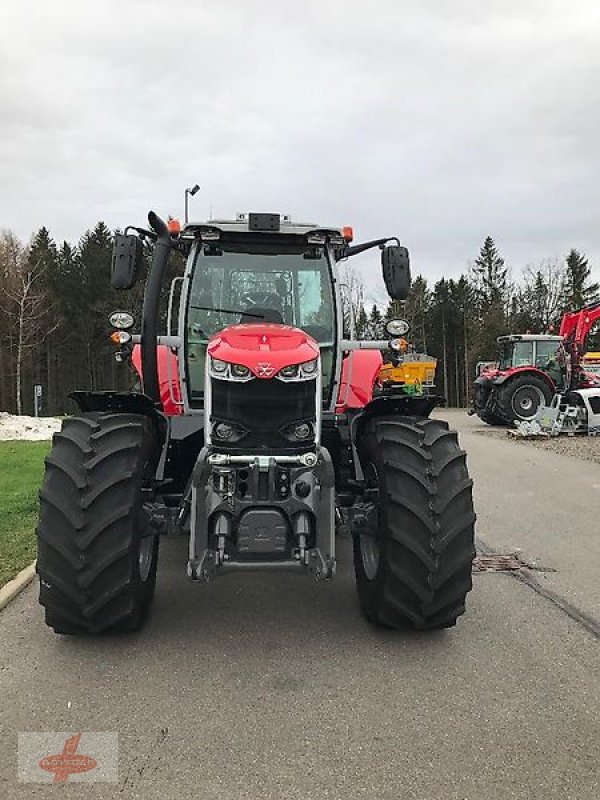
37, 413, 161, 635
353, 416, 476, 630
497, 374, 553, 423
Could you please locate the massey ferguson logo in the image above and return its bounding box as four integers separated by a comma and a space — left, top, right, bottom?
257, 363, 275, 377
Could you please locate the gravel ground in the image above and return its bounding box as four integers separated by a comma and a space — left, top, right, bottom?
474, 425, 600, 465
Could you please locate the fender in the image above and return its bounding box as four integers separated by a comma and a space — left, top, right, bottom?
353, 392, 444, 448
491, 366, 556, 390
349, 392, 444, 483
69, 390, 168, 444
132, 344, 183, 416
335, 349, 383, 412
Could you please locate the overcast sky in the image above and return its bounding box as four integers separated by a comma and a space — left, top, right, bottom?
1, 0, 599, 302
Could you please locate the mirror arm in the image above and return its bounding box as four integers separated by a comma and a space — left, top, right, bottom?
125, 225, 157, 242
341, 236, 399, 259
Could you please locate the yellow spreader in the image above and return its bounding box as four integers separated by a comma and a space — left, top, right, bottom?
378, 352, 437, 395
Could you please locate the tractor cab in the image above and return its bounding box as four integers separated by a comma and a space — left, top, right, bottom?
496, 334, 564, 372
182, 215, 340, 412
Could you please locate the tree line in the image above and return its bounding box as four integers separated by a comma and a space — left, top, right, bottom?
0, 224, 598, 415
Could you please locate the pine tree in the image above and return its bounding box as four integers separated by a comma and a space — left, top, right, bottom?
470, 237, 507, 364
452, 276, 475, 405
366, 304, 384, 339
563, 249, 599, 309
430, 280, 451, 402
76, 222, 116, 390
402, 275, 429, 351
355, 306, 369, 339
473, 236, 507, 308
27, 228, 60, 414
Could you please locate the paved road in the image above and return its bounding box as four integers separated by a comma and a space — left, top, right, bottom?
1, 410, 598, 799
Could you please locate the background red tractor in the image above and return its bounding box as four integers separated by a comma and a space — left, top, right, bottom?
473, 303, 600, 425
36, 210, 476, 635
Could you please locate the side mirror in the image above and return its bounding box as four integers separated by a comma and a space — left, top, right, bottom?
111, 233, 143, 290
381, 244, 411, 301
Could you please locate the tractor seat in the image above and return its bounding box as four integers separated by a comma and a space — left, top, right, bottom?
239, 307, 284, 324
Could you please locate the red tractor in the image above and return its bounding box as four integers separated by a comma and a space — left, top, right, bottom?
473, 303, 600, 425
36, 211, 476, 635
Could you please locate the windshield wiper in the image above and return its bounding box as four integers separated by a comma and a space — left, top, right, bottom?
190, 305, 264, 319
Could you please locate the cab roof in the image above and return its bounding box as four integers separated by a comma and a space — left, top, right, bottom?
497, 334, 563, 343
183, 211, 342, 239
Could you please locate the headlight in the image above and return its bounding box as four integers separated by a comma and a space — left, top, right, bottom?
300, 359, 318, 375
209, 357, 254, 382
294, 423, 312, 440
276, 359, 319, 382
231, 363, 250, 378
108, 311, 135, 330
214, 422, 234, 439
211, 358, 228, 374
281, 421, 315, 442
386, 318, 410, 336
212, 421, 246, 442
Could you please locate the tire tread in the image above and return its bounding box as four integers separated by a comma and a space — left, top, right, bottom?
354, 415, 476, 630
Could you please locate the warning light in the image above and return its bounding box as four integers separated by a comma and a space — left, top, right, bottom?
168, 217, 181, 235
110, 330, 132, 345
342, 226, 353, 242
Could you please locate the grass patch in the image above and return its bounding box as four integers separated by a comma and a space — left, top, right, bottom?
0, 440, 50, 587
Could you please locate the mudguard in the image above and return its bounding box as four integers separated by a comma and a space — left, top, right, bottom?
490, 366, 556, 390
132, 344, 183, 415
336, 350, 383, 411
69, 390, 168, 443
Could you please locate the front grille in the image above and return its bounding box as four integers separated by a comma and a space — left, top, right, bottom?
210, 377, 316, 452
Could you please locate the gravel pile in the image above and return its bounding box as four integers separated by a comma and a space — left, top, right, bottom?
478, 426, 600, 465
0, 412, 62, 441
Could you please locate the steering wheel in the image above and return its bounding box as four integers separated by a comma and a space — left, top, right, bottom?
243, 291, 275, 306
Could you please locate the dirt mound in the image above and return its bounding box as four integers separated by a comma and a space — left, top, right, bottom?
0, 412, 62, 441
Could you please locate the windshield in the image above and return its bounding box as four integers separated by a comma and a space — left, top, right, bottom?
498, 341, 534, 370
534, 340, 560, 367
184, 243, 337, 406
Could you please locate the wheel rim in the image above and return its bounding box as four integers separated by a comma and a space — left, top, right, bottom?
138, 536, 154, 582
360, 463, 381, 581
511, 385, 545, 419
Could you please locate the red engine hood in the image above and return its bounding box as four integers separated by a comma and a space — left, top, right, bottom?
207, 324, 320, 378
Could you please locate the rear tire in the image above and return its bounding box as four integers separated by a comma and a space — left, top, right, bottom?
37, 413, 161, 635
497, 374, 553, 423
474, 383, 505, 425
353, 416, 476, 630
